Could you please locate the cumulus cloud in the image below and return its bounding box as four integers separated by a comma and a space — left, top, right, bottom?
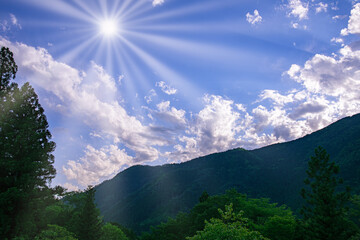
287, 0, 309, 20
152, 0, 164, 7
156, 81, 177, 95
63, 145, 133, 187
246, 10, 262, 25
341, 3, 360, 36
286, 46, 360, 98
155, 101, 186, 126
316, 2, 328, 13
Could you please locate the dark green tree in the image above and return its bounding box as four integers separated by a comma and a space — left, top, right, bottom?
0, 47, 17, 93
300, 146, 351, 240
77, 186, 102, 240
100, 223, 129, 240
199, 191, 209, 203
0, 46, 58, 239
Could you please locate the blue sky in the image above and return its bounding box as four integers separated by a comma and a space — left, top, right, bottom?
1, 0, 360, 191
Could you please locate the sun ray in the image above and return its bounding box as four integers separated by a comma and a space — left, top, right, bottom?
128, 0, 236, 25
56, 35, 99, 65
114, 0, 134, 19
122, 31, 254, 67
113, 42, 153, 109
118, 35, 203, 104
119, 0, 152, 23
72, 0, 99, 19
20, 0, 93, 22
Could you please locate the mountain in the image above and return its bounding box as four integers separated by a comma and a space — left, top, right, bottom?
94, 114, 360, 233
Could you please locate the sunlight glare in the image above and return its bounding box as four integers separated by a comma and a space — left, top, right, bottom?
99, 19, 118, 36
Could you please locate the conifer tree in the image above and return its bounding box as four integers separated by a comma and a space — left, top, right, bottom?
77, 186, 102, 240
300, 146, 350, 240
0, 46, 58, 239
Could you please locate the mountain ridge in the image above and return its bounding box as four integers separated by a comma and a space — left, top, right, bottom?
94, 113, 360, 233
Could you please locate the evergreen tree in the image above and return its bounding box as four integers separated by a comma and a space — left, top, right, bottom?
0, 46, 58, 239
300, 146, 350, 240
77, 186, 102, 240
0, 46, 17, 93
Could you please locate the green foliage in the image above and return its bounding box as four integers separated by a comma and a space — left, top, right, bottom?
262, 215, 295, 240
77, 186, 102, 240
300, 147, 352, 240
100, 223, 129, 240
187, 203, 268, 240
0, 46, 59, 239
35, 224, 77, 240
141, 189, 296, 240
108, 222, 138, 240
350, 195, 360, 226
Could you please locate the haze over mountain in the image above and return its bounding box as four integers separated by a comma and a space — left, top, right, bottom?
94, 113, 360, 233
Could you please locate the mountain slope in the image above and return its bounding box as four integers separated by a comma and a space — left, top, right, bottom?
95, 114, 360, 233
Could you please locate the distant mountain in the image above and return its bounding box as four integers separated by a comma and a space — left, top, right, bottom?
95, 114, 360, 233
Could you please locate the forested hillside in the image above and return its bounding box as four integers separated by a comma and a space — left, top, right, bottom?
95, 114, 360, 233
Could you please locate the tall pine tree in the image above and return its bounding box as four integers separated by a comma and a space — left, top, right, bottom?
300, 146, 351, 240
77, 186, 102, 240
0, 46, 58, 239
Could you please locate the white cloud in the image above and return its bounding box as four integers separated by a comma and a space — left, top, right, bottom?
145, 89, 157, 103
331, 37, 344, 46
332, 15, 347, 20
155, 101, 186, 126
9, 14, 22, 29
259, 90, 295, 106
316, 2, 328, 13
246, 10, 263, 25
287, 0, 309, 20
156, 81, 177, 95
287, 46, 360, 98
190, 95, 241, 154
152, 0, 164, 7
341, 3, 360, 36
63, 182, 79, 192
292, 22, 299, 29
63, 145, 133, 187
1, 14, 22, 32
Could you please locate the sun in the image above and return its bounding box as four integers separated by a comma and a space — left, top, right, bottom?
99, 19, 118, 37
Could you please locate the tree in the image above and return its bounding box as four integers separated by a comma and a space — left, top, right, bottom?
0, 47, 17, 93
77, 186, 102, 240
100, 223, 129, 240
300, 146, 351, 240
35, 224, 77, 240
199, 191, 209, 203
186, 203, 268, 240
0, 46, 58, 239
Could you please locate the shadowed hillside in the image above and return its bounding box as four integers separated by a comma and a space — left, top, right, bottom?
95, 114, 360, 233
